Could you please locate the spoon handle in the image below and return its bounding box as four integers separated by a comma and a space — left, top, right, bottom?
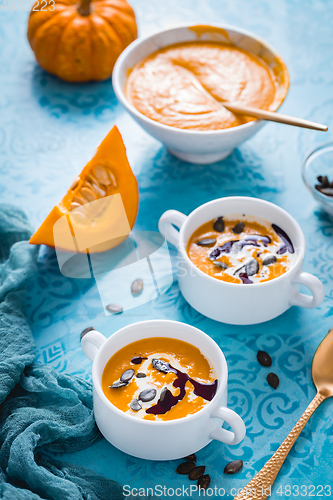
223, 102, 328, 131
233, 392, 326, 500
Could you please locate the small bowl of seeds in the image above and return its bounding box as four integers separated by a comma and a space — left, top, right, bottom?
302, 142, 333, 217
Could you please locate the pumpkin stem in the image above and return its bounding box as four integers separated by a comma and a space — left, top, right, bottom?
78, 0, 92, 16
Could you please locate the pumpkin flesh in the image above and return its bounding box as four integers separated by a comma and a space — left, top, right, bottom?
29, 126, 139, 253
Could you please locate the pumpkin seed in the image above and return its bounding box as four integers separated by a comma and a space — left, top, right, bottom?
189, 466, 205, 480
108, 171, 117, 187
70, 211, 87, 224
120, 369, 135, 383
196, 238, 216, 247
232, 222, 245, 234
73, 195, 86, 205
257, 350, 272, 367
262, 255, 277, 266
110, 380, 127, 388
213, 217, 225, 232
70, 176, 80, 190
184, 454, 197, 462
81, 187, 97, 202
267, 372, 279, 389
106, 304, 123, 314
90, 181, 106, 197
131, 278, 143, 296
136, 372, 146, 378
160, 387, 169, 402
214, 261, 228, 269
139, 388, 157, 402
152, 358, 170, 373
245, 259, 259, 276
224, 460, 243, 474
70, 202, 82, 211
176, 462, 196, 475
80, 326, 95, 340
93, 165, 112, 185
197, 474, 211, 489
130, 399, 142, 411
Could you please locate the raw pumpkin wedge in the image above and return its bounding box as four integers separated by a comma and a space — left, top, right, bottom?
29, 126, 139, 253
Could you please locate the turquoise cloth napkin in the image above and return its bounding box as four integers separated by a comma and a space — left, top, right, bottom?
0, 204, 134, 500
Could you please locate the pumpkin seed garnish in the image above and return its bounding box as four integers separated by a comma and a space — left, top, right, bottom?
232, 222, 245, 234
262, 255, 277, 266
110, 380, 127, 389
152, 358, 170, 373
196, 238, 216, 247
213, 217, 224, 232
130, 399, 142, 411
138, 388, 157, 402
120, 369, 135, 383
245, 258, 259, 276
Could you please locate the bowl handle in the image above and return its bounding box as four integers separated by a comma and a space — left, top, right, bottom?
81, 330, 107, 362
158, 210, 187, 247
290, 271, 325, 308
210, 407, 246, 445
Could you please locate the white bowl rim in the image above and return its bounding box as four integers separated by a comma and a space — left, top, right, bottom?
112, 22, 289, 136
92, 319, 228, 426
302, 141, 333, 202
177, 196, 305, 288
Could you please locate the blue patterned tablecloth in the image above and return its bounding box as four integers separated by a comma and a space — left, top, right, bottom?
1, 0, 333, 497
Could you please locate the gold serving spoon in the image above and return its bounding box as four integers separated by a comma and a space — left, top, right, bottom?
176, 65, 328, 132
222, 102, 328, 132
233, 328, 333, 500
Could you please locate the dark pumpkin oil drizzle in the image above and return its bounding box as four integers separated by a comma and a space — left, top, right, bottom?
131, 356, 148, 364
208, 225, 294, 284
146, 362, 218, 415
272, 224, 295, 255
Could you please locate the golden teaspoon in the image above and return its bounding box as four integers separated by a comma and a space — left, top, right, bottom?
175, 65, 328, 132
233, 328, 333, 500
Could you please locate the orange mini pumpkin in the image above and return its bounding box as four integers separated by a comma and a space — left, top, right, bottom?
27, 0, 137, 82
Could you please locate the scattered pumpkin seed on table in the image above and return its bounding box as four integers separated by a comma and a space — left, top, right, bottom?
106, 304, 123, 314
176, 462, 196, 475
224, 460, 243, 474
131, 278, 143, 296
267, 372, 280, 389
80, 326, 95, 340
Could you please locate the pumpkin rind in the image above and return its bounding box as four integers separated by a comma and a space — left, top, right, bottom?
29, 126, 139, 253
27, 0, 137, 82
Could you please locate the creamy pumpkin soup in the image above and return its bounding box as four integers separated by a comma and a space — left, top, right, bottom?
187, 215, 296, 284
126, 41, 279, 131
102, 337, 218, 421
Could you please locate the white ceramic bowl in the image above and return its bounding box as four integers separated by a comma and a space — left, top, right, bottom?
158, 197, 324, 325
112, 24, 289, 164
81, 320, 246, 460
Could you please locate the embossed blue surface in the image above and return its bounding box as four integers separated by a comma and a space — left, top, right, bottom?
1, 0, 333, 497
